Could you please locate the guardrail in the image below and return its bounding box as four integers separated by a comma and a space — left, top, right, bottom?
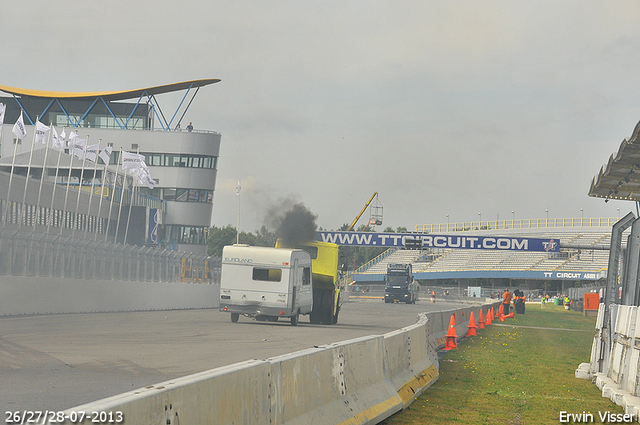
416, 217, 618, 234
55, 301, 501, 424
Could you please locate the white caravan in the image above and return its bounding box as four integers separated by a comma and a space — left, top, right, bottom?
219, 245, 313, 326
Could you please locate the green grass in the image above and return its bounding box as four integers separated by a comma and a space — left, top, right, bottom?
380, 305, 622, 424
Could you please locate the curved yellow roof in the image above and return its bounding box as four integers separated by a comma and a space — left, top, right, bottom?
0, 78, 221, 101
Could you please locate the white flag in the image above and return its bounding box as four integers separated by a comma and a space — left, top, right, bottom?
99, 146, 112, 164
85, 143, 100, 162
121, 151, 145, 170
0, 103, 5, 126
72, 138, 86, 160
133, 161, 156, 189
52, 127, 65, 150
12, 112, 27, 140
35, 120, 50, 144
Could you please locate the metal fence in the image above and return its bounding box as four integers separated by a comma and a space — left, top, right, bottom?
416, 217, 618, 233
0, 227, 220, 283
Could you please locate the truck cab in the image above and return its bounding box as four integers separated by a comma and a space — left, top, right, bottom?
384, 263, 419, 304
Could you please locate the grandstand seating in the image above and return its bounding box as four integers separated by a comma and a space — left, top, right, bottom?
355, 228, 616, 278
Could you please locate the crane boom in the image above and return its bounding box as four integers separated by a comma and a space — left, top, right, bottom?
347, 192, 379, 231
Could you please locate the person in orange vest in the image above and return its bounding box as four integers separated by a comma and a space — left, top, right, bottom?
502, 289, 512, 314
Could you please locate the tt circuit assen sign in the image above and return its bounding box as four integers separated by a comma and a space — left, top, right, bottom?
317, 231, 560, 252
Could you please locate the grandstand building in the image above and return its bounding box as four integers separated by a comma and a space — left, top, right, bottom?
353, 219, 618, 295
0, 79, 220, 254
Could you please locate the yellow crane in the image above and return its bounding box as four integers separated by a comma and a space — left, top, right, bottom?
347, 192, 383, 231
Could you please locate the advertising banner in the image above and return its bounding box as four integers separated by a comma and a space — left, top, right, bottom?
317, 231, 560, 252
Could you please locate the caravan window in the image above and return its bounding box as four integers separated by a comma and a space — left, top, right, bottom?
302, 267, 311, 285
252, 267, 282, 282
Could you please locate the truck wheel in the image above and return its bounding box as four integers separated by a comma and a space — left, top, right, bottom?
323, 291, 333, 325
291, 310, 299, 326
231, 313, 239, 323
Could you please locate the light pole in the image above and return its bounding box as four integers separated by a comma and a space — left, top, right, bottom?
446, 214, 449, 231
478, 212, 482, 229
546, 209, 549, 227
617, 208, 620, 218
580, 208, 584, 226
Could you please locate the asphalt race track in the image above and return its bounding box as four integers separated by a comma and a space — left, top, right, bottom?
1, 298, 469, 414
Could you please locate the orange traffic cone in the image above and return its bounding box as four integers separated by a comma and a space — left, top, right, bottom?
486, 308, 492, 325
505, 312, 515, 319
467, 311, 477, 336
499, 313, 505, 322
444, 314, 457, 350
478, 309, 485, 329
498, 303, 504, 317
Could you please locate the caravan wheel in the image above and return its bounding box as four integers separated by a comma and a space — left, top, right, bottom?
230, 313, 239, 323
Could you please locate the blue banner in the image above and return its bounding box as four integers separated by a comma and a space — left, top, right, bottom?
317, 231, 560, 252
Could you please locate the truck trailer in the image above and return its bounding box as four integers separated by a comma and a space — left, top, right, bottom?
219, 245, 313, 325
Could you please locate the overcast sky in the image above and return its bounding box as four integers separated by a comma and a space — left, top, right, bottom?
2, 1, 640, 233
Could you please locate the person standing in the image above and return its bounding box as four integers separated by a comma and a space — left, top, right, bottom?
502, 289, 512, 314
186, 122, 194, 132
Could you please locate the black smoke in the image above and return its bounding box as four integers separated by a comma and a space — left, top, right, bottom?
268, 202, 318, 247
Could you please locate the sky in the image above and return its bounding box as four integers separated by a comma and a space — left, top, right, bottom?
2, 1, 640, 233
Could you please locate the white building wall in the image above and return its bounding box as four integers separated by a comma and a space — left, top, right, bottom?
0, 124, 220, 253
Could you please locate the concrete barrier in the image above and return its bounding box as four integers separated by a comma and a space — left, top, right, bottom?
55, 359, 271, 424
384, 319, 438, 408
0, 276, 219, 316
56, 301, 498, 424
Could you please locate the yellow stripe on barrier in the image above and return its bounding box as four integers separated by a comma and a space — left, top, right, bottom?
337, 394, 404, 425
397, 364, 439, 405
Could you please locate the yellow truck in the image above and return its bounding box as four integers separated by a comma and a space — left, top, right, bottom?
275, 239, 342, 325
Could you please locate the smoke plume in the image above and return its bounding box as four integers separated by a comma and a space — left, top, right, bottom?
267, 201, 318, 247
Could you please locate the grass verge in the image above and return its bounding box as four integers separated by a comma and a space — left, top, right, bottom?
380, 304, 623, 424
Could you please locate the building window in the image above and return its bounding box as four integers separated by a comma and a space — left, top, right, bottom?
166, 225, 208, 245
139, 187, 213, 204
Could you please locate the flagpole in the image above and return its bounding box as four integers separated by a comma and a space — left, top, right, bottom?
71, 136, 89, 240
60, 132, 78, 235
83, 139, 101, 240
104, 150, 121, 243
34, 123, 52, 229
122, 148, 140, 246
19, 116, 40, 227
114, 148, 127, 244
236, 180, 241, 244
4, 114, 22, 225
47, 128, 65, 234
94, 148, 111, 241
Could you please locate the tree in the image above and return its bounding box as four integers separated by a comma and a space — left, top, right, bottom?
208, 225, 278, 257
208, 225, 237, 257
